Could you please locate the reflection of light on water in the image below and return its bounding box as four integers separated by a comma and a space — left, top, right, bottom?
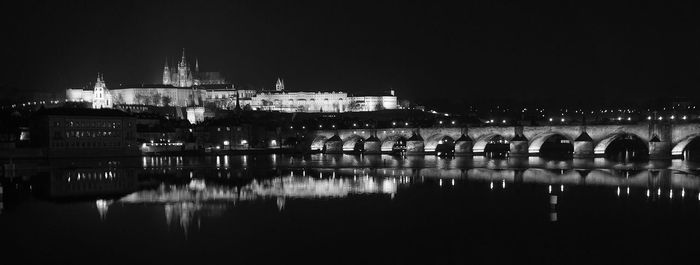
188, 179, 206, 190
118, 176, 400, 231
95, 199, 112, 220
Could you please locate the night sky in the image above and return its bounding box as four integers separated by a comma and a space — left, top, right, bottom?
3, 0, 700, 106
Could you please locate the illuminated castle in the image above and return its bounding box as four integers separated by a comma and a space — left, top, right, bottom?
163, 49, 226, 87
65, 48, 399, 119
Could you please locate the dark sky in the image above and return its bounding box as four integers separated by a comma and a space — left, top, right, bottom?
3, 0, 700, 105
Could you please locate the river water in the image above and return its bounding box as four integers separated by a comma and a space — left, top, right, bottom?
2, 154, 700, 264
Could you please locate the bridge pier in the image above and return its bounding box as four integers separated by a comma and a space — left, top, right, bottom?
406, 132, 425, 155
455, 139, 473, 156
325, 139, 343, 154
649, 139, 671, 160
363, 136, 382, 154
406, 140, 425, 155
509, 130, 528, 157
573, 141, 594, 158
573, 132, 594, 158
509, 141, 528, 156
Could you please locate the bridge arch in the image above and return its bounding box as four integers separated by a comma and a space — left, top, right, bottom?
381, 135, 407, 152
672, 134, 700, 157
342, 135, 366, 152
473, 134, 507, 153
594, 132, 648, 160
528, 133, 574, 156
424, 134, 456, 152
310, 136, 329, 151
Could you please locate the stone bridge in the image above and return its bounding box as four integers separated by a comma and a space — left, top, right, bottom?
300, 123, 700, 159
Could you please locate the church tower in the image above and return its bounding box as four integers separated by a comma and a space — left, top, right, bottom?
162, 58, 171, 85
92, 73, 112, 109
178, 48, 192, 87
275, 78, 285, 91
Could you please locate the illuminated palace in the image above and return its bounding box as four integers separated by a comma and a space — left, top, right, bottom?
65, 49, 399, 118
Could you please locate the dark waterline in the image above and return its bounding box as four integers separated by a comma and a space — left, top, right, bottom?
2, 154, 700, 265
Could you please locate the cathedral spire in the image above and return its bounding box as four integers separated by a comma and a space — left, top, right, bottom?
181, 48, 186, 63
275, 77, 285, 91
195, 58, 199, 72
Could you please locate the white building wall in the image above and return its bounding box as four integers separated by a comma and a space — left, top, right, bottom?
66, 88, 86, 102
251, 91, 349, 112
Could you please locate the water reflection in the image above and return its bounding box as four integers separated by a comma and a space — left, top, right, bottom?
4, 154, 700, 233
114, 175, 403, 231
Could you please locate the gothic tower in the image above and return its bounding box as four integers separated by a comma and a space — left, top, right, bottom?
162, 58, 171, 85
275, 78, 285, 91
178, 48, 193, 87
